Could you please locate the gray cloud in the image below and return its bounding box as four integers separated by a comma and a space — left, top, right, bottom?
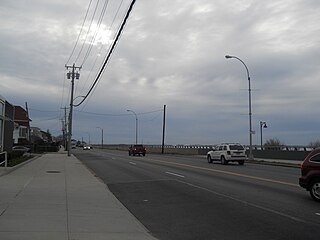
1, 0, 320, 145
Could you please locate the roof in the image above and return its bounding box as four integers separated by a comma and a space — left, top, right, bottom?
14, 105, 31, 127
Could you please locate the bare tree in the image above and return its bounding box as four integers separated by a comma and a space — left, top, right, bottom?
264, 138, 284, 150
308, 140, 320, 149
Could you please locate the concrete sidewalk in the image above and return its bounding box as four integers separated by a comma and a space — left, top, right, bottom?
0, 152, 157, 240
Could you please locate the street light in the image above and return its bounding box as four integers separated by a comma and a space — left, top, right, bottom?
73, 95, 86, 105
260, 121, 267, 150
225, 54, 254, 160
96, 127, 104, 149
85, 132, 91, 145
127, 109, 138, 144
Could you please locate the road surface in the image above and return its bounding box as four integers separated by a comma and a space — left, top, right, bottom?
74, 148, 320, 240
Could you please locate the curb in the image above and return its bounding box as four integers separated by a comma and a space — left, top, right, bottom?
0, 154, 42, 177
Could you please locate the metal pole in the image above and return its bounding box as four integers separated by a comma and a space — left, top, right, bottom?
127, 110, 138, 144
97, 127, 103, 149
225, 55, 253, 160
64, 107, 67, 149
260, 121, 263, 150
248, 75, 253, 160
161, 105, 166, 154
135, 116, 138, 144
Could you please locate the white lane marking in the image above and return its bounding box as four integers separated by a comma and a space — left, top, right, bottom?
129, 162, 137, 165
316, 213, 320, 216
165, 171, 185, 178
178, 180, 309, 224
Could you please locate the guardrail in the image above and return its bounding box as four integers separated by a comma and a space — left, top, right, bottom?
146, 144, 316, 151
94, 144, 313, 160
0, 151, 8, 168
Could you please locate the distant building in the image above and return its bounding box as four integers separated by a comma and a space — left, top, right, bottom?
13, 105, 31, 145
0, 95, 14, 152
4, 101, 14, 151
30, 127, 43, 143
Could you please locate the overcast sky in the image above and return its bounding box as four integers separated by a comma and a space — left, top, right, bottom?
1, 0, 320, 146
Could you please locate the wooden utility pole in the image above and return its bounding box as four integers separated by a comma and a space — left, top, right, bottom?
65, 64, 81, 156
161, 105, 166, 154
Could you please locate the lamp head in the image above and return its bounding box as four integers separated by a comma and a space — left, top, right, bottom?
225, 55, 233, 59
260, 121, 267, 128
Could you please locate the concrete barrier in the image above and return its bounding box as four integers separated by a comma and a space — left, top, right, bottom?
93, 144, 312, 160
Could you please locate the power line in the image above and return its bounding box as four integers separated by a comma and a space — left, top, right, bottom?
31, 116, 61, 122
78, 0, 127, 111
66, 0, 93, 65
29, 108, 61, 113
75, 0, 126, 108
81, 0, 110, 67
59, 70, 68, 118
75, 108, 163, 117
74, 0, 101, 64
74, 0, 137, 107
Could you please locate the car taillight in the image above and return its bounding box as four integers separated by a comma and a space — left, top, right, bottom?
227, 151, 231, 155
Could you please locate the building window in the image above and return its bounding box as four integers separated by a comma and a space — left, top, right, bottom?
19, 127, 27, 138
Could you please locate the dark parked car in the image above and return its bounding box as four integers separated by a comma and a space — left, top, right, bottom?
299, 148, 320, 202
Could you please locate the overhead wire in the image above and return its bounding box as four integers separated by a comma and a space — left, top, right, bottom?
79, 0, 126, 111
80, 0, 110, 67
75, 0, 111, 99
29, 108, 62, 113
74, 0, 101, 64
59, 69, 68, 119
75, 108, 163, 117
64, 0, 95, 122
65, 0, 93, 65
74, 0, 137, 108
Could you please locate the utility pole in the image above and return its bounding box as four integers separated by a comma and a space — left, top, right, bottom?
60, 107, 68, 149
64, 107, 67, 149
25, 102, 31, 150
161, 105, 166, 154
61, 118, 65, 148
65, 64, 81, 157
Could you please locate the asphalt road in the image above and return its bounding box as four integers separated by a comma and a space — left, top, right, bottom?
73, 148, 320, 240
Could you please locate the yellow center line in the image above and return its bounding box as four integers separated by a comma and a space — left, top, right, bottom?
138, 158, 299, 187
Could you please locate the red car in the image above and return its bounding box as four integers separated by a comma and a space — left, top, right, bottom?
299, 148, 320, 202
128, 144, 146, 156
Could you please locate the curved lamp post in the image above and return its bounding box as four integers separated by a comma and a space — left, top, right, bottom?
96, 127, 104, 149
225, 55, 253, 160
127, 109, 138, 144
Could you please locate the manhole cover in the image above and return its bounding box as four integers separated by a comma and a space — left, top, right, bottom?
46, 170, 61, 173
